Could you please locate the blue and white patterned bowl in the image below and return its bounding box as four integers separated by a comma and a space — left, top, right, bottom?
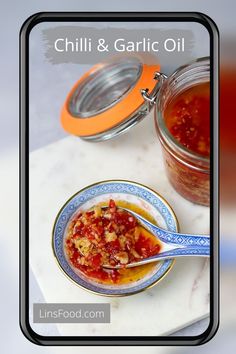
52, 180, 179, 296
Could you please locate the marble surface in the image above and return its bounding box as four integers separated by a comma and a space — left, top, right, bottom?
29, 113, 210, 337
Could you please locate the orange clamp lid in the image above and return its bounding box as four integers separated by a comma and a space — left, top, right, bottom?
61, 58, 160, 138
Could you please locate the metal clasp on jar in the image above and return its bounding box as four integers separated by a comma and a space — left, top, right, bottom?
141, 72, 167, 110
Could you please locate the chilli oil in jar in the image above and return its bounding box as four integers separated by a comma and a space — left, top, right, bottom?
155, 58, 210, 206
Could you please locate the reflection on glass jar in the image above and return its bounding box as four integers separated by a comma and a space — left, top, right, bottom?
155, 58, 210, 206
61, 55, 211, 206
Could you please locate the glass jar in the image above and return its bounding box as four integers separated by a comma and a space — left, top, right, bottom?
154, 58, 210, 206
61, 56, 210, 206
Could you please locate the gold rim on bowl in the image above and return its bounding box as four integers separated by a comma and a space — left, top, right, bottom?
52, 179, 179, 297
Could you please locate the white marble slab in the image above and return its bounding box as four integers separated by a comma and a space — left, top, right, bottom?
29, 114, 210, 336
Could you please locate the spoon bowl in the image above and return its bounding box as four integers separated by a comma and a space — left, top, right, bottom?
102, 206, 210, 269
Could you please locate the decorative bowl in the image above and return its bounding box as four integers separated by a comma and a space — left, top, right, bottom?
52, 180, 179, 296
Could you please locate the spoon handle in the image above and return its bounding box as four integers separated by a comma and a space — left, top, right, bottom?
103, 247, 210, 269
131, 211, 210, 248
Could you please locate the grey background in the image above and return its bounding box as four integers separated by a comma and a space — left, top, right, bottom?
29, 21, 209, 151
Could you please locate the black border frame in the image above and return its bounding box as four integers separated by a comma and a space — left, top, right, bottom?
20, 12, 219, 346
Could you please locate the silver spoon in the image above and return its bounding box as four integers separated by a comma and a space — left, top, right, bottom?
101, 206, 210, 269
